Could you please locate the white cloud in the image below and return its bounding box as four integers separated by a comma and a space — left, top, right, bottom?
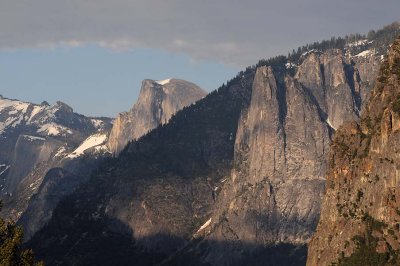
0, 0, 399, 67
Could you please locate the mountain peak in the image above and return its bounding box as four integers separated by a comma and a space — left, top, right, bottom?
54, 101, 73, 113
107, 78, 207, 154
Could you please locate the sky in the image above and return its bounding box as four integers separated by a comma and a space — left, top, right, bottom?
0, 0, 399, 117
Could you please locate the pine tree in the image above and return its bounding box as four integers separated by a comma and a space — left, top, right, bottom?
0, 202, 43, 266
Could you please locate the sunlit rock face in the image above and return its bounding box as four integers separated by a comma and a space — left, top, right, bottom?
107, 78, 206, 155
308, 37, 400, 266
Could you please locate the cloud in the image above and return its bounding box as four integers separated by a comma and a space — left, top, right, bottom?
0, 0, 399, 67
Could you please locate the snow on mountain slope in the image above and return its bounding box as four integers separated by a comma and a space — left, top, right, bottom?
0, 96, 111, 138
355, 49, 374, 57
67, 133, 108, 159
37, 123, 73, 137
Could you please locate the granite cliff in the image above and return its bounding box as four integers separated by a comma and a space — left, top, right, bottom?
171, 37, 385, 265
307, 37, 400, 266
107, 78, 206, 154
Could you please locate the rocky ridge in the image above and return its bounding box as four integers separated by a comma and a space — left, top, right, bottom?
0, 97, 113, 238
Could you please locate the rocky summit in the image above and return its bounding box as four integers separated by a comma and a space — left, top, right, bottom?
107, 78, 206, 155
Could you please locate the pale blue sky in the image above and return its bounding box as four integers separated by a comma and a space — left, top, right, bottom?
0, 46, 237, 116
0, 0, 399, 117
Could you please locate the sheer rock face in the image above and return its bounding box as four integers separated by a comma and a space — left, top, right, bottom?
191, 51, 382, 265
200, 66, 330, 265
307, 38, 400, 266
295, 49, 380, 130
107, 79, 206, 154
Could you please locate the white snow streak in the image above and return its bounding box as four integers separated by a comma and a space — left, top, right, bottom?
22, 135, 46, 142
0, 165, 10, 176
355, 49, 373, 57
37, 123, 73, 136
196, 218, 212, 233
326, 118, 336, 130
67, 134, 107, 159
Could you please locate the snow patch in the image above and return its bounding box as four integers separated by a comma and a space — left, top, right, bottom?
0, 98, 30, 113
355, 49, 374, 58
28, 106, 45, 123
156, 78, 171, 85
196, 218, 212, 233
347, 39, 368, 47
91, 119, 104, 128
285, 62, 296, 69
326, 118, 336, 130
22, 135, 46, 142
0, 165, 10, 176
55, 146, 67, 157
94, 144, 108, 153
0, 115, 25, 135
302, 49, 319, 57
67, 134, 107, 159
8, 110, 18, 115
37, 123, 73, 136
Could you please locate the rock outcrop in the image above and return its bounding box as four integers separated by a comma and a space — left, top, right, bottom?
199, 66, 330, 265
307, 37, 400, 265
107, 78, 206, 154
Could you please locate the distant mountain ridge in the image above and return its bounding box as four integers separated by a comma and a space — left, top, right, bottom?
0, 96, 113, 239
0, 77, 205, 240
0, 96, 112, 194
